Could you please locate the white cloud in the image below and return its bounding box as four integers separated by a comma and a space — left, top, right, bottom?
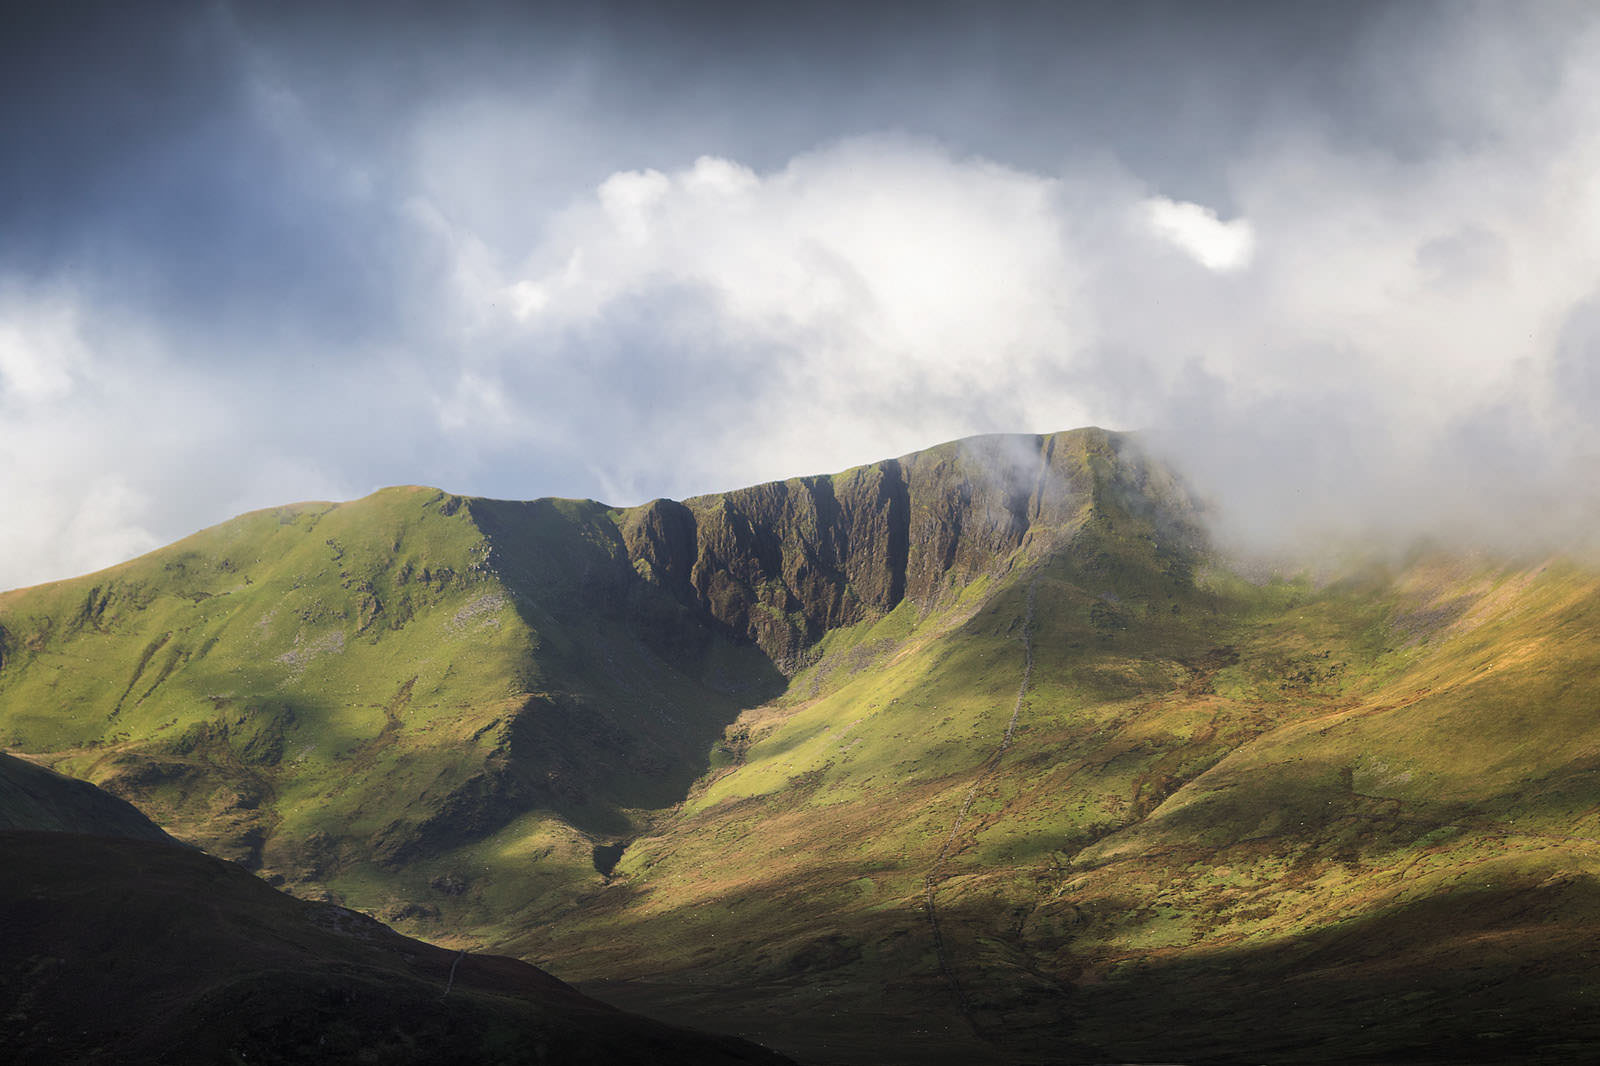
0, 283, 399, 591
412, 95, 1600, 553
0, 290, 162, 588
505, 280, 549, 319
465, 139, 1097, 490
1141, 196, 1255, 272
0, 293, 84, 404
0, 472, 162, 592
597, 168, 672, 244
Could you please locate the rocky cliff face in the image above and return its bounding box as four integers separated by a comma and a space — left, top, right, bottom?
618, 428, 1201, 669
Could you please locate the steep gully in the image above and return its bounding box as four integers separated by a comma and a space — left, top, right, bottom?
922, 575, 1038, 1038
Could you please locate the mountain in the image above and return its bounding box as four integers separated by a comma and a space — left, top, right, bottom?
5, 427, 1600, 1064
0, 481, 775, 914
0, 429, 1164, 924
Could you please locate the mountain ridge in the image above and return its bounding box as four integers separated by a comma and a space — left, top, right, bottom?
0, 428, 1169, 912
7, 427, 1600, 1063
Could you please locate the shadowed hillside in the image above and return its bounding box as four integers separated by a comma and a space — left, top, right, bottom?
0, 830, 792, 1066
0, 751, 173, 840
0, 751, 791, 1065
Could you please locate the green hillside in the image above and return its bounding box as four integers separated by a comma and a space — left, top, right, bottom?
528, 546, 1600, 1064
0, 485, 779, 928
6, 427, 1600, 1064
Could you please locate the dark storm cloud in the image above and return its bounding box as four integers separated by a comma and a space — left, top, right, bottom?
3, 4, 239, 253
0, 0, 1420, 341
2, 4, 424, 356
227, 0, 1401, 198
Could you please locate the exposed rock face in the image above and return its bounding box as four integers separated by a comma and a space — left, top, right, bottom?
620, 428, 1199, 669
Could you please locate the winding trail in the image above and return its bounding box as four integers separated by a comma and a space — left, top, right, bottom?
440, 948, 467, 1001
922, 577, 1037, 1036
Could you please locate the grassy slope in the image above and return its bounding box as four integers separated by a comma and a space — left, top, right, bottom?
0, 488, 515, 861
1035, 554, 1600, 1064
516, 541, 1600, 1063
0, 486, 777, 936
0, 742, 789, 1064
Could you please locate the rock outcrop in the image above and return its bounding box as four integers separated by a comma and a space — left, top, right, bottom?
619, 428, 1200, 668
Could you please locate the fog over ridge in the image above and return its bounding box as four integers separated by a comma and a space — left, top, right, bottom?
2, 2, 1598, 589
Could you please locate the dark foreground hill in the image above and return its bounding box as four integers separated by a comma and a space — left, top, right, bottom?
0, 759, 787, 1065
6, 428, 1600, 1064
0, 831, 791, 1066
0, 750, 173, 840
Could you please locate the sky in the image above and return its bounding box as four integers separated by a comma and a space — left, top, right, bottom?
4, 0, 1600, 589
